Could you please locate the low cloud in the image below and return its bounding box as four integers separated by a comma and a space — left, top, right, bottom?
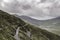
0, 0, 60, 20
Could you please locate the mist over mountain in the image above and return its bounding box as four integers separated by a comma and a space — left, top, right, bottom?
0, 0, 60, 20
0, 10, 60, 40
0, 0, 60, 40
15, 15, 60, 26
15, 15, 60, 35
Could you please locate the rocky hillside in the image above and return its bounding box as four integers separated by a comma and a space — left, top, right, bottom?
0, 10, 60, 40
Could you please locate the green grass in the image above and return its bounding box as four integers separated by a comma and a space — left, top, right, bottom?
0, 10, 60, 40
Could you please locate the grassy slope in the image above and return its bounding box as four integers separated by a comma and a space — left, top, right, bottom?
0, 10, 60, 40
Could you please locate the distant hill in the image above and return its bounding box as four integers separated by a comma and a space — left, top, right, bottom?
15, 15, 60, 35
15, 15, 60, 26
0, 10, 60, 40
14, 15, 45, 26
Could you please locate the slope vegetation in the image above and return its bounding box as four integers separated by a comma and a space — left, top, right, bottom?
0, 10, 60, 40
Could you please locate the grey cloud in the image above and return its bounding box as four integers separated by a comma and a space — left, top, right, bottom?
0, 0, 60, 20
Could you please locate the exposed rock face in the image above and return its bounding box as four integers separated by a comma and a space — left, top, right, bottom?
0, 10, 60, 40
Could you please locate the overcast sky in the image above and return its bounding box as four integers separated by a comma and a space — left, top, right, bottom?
0, 0, 60, 20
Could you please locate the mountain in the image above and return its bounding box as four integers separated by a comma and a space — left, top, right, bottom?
15, 15, 60, 28
0, 10, 60, 40
14, 15, 45, 26
15, 15, 60, 35
15, 15, 60, 26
